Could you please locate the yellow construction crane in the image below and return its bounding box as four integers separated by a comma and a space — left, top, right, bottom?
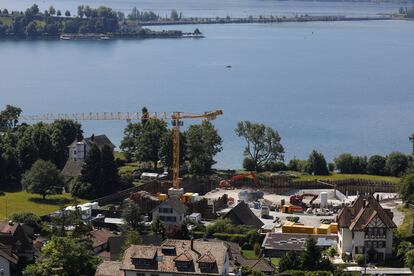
14, 109, 223, 189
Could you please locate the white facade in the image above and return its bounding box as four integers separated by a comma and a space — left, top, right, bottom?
152, 205, 184, 225
68, 141, 89, 161
338, 215, 393, 261
0, 256, 11, 276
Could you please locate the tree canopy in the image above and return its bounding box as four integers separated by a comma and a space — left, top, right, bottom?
235, 121, 284, 171
186, 120, 222, 174
307, 150, 329, 176
24, 236, 99, 276
21, 159, 63, 199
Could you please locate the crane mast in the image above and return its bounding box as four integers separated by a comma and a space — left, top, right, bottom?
11, 109, 223, 190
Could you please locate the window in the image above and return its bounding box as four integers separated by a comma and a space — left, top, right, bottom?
150, 274, 159, 276
159, 207, 173, 214
136, 273, 145, 276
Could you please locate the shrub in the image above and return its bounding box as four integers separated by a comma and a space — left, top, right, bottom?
354, 254, 365, 266
264, 161, 287, 172
9, 212, 41, 229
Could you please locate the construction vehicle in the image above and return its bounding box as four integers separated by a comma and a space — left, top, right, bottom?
289, 193, 318, 209
13, 109, 223, 192
219, 171, 257, 189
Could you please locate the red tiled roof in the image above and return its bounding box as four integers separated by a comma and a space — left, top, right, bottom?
337, 195, 396, 230
90, 229, 114, 249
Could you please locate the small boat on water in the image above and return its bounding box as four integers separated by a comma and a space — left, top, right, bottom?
60, 33, 110, 40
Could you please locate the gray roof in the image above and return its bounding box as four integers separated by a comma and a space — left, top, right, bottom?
223, 202, 264, 229
61, 160, 84, 178
84, 134, 115, 150
151, 197, 188, 214
262, 233, 337, 252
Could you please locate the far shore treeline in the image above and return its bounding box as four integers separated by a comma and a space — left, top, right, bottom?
0, 4, 414, 39
0, 4, 184, 38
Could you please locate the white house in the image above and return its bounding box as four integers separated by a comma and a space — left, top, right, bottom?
62, 134, 115, 178
337, 195, 396, 262
95, 239, 230, 276
151, 197, 188, 225
67, 134, 115, 162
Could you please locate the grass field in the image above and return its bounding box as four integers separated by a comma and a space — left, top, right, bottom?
0, 191, 87, 219
293, 173, 400, 183
0, 15, 12, 26
241, 250, 257, 259
397, 205, 414, 238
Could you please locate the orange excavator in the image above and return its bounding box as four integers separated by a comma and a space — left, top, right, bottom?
290, 193, 318, 208
219, 172, 257, 189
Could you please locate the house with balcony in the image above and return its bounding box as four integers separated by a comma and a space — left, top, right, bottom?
151, 197, 188, 225
337, 195, 396, 262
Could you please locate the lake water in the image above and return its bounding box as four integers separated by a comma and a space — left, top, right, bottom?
1, 1, 414, 169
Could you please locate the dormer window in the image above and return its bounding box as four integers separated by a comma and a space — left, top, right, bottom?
197, 251, 217, 273
174, 252, 193, 270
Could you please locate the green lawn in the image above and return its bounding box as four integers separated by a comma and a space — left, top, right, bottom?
0, 15, 12, 26
241, 250, 258, 260
397, 205, 414, 238
0, 191, 87, 219
271, 258, 280, 266
294, 173, 400, 184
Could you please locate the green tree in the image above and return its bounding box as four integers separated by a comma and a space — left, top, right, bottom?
122, 200, 141, 229
367, 155, 386, 175
25, 21, 38, 37
158, 130, 186, 169
100, 144, 120, 195
9, 212, 41, 229
235, 121, 284, 171
334, 153, 354, 173
410, 134, 414, 156
170, 9, 179, 20
48, 6, 56, 15
0, 105, 22, 131
24, 236, 99, 276
398, 173, 414, 203
385, 152, 409, 176
65, 10, 71, 17
77, 5, 85, 18
301, 236, 321, 270
75, 144, 102, 197
57, 10, 61, 16
243, 157, 256, 171
279, 251, 301, 272
21, 160, 63, 199
136, 118, 167, 169
186, 120, 222, 174
151, 217, 166, 238
307, 150, 329, 175
121, 228, 141, 255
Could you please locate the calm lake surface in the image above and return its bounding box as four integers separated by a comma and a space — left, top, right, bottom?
1, 0, 414, 169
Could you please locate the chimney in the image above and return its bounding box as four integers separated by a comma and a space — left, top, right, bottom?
91, 134, 95, 142
363, 199, 367, 208
191, 239, 194, 251
376, 194, 380, 202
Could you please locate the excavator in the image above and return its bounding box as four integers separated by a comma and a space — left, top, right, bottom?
289, 193, 318, 209
219, 171, 257, 189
